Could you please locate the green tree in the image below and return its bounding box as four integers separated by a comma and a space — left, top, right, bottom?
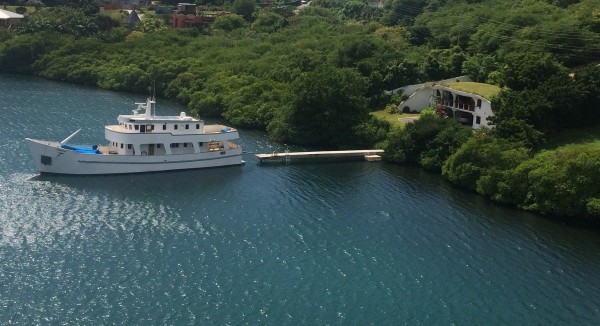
420, 47, 466, 81
509, 147, 600, 217
0, 33, 62, 73
384, 114, 457, 165
461, 53, 499, 83
442, 133, 529, 191
268, 66, 369, 147
251, 12, 286, 33
221, 79, 288, 129
231, 0, 256, 21
212, 14, 246, 31
54, 0, 101, 15
353, 115, 390, 148
135, 17, 167, 33
420, 122, 472, 172
16, 7, 98, 37
499, 52, 567, 91
381, 0, 426, 26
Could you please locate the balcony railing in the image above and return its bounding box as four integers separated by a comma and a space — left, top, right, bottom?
437, 99, 477, 112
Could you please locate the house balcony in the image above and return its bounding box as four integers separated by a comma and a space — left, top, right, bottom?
438, 99, 478, 112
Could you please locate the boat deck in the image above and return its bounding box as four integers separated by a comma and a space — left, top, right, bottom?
105, 124, 234, 134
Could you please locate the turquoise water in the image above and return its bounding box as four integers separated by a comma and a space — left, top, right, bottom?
2, 74, 600, 324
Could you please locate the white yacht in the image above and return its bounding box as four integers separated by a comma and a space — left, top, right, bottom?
25, 98, 244, 174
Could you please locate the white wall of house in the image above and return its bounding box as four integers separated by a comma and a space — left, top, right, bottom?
398, 86, 433, 112
476, 99, 493, 128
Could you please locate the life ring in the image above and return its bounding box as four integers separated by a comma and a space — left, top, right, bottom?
141, 151, 147, 156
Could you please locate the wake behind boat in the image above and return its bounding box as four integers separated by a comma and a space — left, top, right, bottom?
25, 98, 244, 175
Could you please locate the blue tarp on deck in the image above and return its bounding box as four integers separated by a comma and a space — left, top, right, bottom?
61, 144, 101, 154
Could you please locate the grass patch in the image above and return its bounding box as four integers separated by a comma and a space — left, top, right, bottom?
371, 109, 419, 128
440, 82, 501, 99
542, 126, 600, 151
2, 6, 37, 15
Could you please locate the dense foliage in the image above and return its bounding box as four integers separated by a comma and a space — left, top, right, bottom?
2, 0, 600, 221
384, 114, 472, 172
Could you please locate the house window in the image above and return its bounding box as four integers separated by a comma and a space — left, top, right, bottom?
476, 116, 481, 124
477, 99, 482, 107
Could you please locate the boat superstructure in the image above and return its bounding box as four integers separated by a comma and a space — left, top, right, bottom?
25, 99, 244, 174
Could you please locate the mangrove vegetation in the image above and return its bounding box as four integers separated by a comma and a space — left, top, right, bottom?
1, 0, 600, 221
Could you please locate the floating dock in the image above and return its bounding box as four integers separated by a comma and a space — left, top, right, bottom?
256, 149, 384, 163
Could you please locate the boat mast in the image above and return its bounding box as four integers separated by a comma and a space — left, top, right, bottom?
60, 129, 81, 145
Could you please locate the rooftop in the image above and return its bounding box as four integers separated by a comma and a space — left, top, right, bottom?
0, 8, 24, 19
437, 82, 501, 99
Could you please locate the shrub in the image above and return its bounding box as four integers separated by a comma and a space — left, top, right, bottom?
385, 115, 458, 165
586, 198, 600, 218
512, 148, 600, 217
442, 134, 529, 191
419, 107, 435, 117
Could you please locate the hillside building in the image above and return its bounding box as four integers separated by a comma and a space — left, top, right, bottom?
397, 77, 501, 129
0, 9, 24, 29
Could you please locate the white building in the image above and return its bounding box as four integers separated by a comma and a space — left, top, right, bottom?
397, 78, 500, 129
0, 9, 24, 29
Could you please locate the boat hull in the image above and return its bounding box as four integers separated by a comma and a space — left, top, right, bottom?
25, 138, 244, 175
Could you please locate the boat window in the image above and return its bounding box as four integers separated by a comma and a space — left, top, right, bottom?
184, 143, 188, 147
120, 143, 123, 149
174, 125, 178, 130
128, 125, 132, 130
135, 125, 139, 130
198, 142, 203, 147
147, 125, 153, 132
185, 124, 189, 130
127, 144, 132, 149
157, 144, 162, 149
170, 143, 179, 148
41, 155, 52, 165
163, 124, 166, 130
196, 124, 200, 129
